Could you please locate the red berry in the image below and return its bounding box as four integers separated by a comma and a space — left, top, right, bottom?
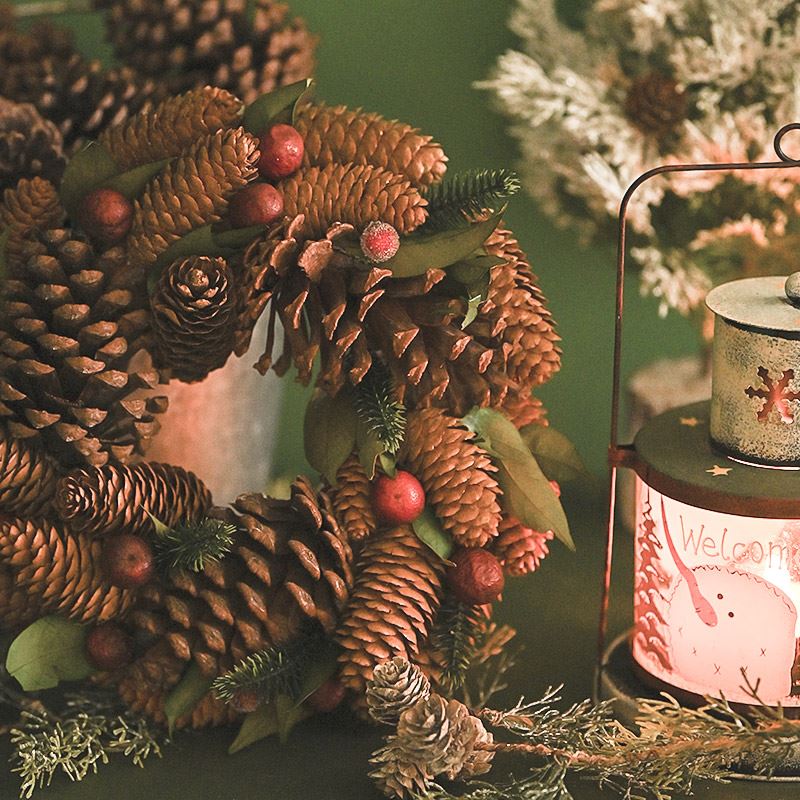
372, 470, 426, 525
257, 123, 304, 180
85, 622, 134, 671
307, 678, 346, 713
360, 221, 400, 263
78, 187, 133, 245
228, 183, 284, 228
447, 548, 505, 605
101, 533, 155, 589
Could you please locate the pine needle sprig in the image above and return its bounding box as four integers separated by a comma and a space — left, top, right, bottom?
431, 601, 488, 696
423, 169, 520, 231
354, 360, 406, 455
152, 517, 237, 574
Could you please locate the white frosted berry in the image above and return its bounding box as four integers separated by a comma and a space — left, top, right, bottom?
360, 221, 400, 263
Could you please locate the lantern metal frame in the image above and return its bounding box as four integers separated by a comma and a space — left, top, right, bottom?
596, 122, 800, 699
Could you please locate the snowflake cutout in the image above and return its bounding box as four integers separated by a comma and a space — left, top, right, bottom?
744, 367, 800, 424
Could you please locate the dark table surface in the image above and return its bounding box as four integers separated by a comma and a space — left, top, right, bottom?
1, 485, 797, 799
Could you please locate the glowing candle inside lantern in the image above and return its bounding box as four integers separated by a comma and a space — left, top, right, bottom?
633, 475, 800, 706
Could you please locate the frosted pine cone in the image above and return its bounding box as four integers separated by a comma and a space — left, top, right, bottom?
366, 657, 431, 725
400, 408, 502, 548
493, 517, 553, 577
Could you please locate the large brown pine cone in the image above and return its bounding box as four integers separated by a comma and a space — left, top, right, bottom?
0, 423, 60, 518
335, 525, 444, 704
150, 255, 237, 383
55, 462, 213, 537
400, 408, 502, 548
0, 516, 134, 630
95, 0, 317, 105
295, 103, 448, 188
331, 453, 376, 544
0, 227, 167, 468
126, 477, 353, 677
0, 97, 65, 193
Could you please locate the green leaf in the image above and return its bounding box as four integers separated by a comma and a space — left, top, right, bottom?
303, 389, 358, 484
379, 452, 397, 478
0, 226, 9, 282
379, 207, 505, 278
276, 693, 308, 744
229, 702, 279, 754
447, 252, 504, 286
243, 79, 314, 133
164, 662, 214, 735
519, 424, 588, 484
6, 617, 93, 691
60, 142, 118, 217
104, 158, 170, 200
412, 506, 455, 561
145, 510, 171, 537
294, 640, 341, 707
355, 417, 385, 480
462, 408, 574, 550
461, 293, 483, 330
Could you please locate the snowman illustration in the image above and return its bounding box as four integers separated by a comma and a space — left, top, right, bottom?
658, 498, 798, 703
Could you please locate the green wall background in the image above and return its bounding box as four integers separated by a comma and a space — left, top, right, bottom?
20, 0, 700, 481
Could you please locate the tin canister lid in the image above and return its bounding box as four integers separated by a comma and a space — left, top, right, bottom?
706, 275, 800, 335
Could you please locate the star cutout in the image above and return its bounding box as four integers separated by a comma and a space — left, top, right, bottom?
680, 417, 701, 427
706, 464, 732, 477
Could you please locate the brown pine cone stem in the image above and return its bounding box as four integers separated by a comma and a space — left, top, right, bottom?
331, 453, 376, 544
0, 424, 59, 518
400, 408, 502, 548
55, 462, 213, 537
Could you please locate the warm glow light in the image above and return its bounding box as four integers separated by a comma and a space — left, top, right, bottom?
633, 476, 800, 706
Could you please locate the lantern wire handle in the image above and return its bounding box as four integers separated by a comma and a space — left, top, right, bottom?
595, 123, 800, 701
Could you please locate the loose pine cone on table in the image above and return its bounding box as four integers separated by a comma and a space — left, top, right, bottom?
0, 97, 65, 193
0, 227, 168, 468
94, 0, 317, 104
124, 477, 352, 679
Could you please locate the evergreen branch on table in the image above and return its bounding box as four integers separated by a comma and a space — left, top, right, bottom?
423, 169, 520, 231
354, 359, 406, 455
152, 517, 237, 574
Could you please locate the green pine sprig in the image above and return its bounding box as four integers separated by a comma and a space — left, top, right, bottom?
354, 360, 406, 455
152, 517, 237, 574
423, 169, 520, 231
431, 600, 488, 696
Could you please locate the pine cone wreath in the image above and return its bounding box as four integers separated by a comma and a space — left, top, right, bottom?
94, 0, 317, 104
55, 462, 213, 537
0, 515, 134, 630
335, 525, 444, 704
492, 517, 553, 577
0, 423, 59, 518
400, 408, 502, 548
126, 126, 259, 269
150, 255, 237, 383
126, 477, 352, 677
98, 86, 244, 171
0, 97, 65, 193
0, 227, 168, 468
331, 453, 377, 544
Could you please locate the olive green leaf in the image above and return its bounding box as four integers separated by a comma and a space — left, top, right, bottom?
462, 407, 574, 550
355, 416, 385, 480
243, 78, 314, 134
293, 640, 341, 707
447, 252, 504, 286
229, 702, 279, 754
6, 617, 93, 692
304, 388, 358, 484
276, 693, 310, 744
60, 142, 118, 217
164, 662, 214, 735
412, 506, 455, 561
519, 423, 588, 484
104, 158, 170, 200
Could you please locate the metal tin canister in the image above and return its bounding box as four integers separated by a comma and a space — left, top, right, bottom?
706, 276, 800, 466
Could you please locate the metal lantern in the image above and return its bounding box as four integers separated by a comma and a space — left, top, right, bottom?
598, 125, 800, 726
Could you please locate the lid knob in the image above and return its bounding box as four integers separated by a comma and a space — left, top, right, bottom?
786, 272, 800, 308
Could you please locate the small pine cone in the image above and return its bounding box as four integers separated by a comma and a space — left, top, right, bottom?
496, 391, 547, 429
0, 228, 166, 467
370, 736, 433, 799
126, 479, 352, 677
336, 525, 444, 704
278, 163, 428, 239
493, 516, 553, 577
0, 424, 59, 518
0, 516, 134, 630
331, 453, 376, 544
55, 462, 213, 537
295, 104, 448, 188
151, 255, 237, 383
624, 72, 687, 138
366, 657, 431, 725
0, 177, 64, 273
400, 408, 502, 548
0, 97, 65, 193
99, 86, 244, 171
127, 127, 259, 269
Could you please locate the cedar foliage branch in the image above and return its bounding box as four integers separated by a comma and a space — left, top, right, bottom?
431, 602, 488, 697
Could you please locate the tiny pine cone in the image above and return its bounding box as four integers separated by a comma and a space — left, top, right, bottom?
493, 516, 553, 577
